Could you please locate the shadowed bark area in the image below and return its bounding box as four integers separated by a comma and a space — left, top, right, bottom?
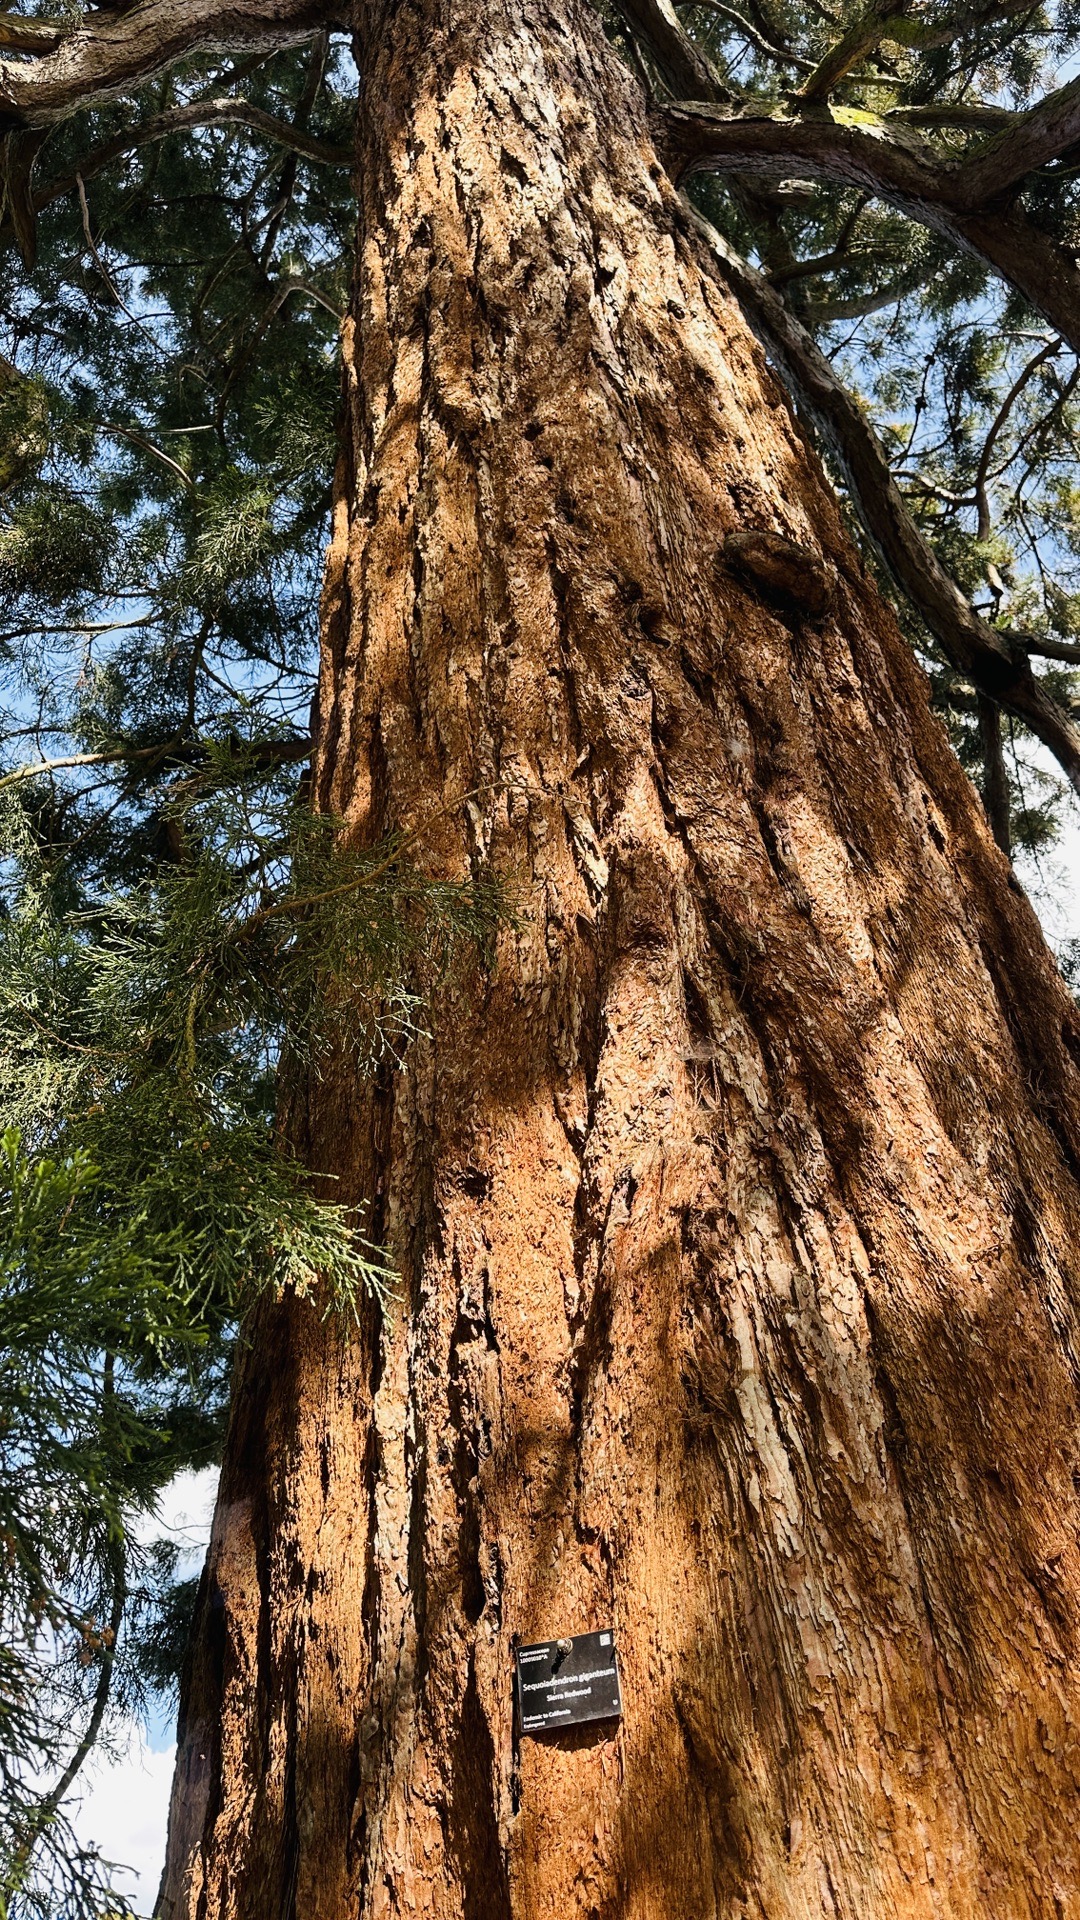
159, 0, 1080, 1912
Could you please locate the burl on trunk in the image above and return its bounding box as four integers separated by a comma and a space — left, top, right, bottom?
159, 0, 1080, 1912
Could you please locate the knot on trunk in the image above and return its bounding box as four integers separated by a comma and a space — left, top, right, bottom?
721, 529, 833, 618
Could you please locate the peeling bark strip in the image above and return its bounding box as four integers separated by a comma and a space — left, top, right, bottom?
161, 0, 1080, 1913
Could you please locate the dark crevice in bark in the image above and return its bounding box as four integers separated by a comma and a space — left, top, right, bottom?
449, 1301, 490, 1625
970, 914, 1080, 1192
279, 1717, 301, 1920
672, 1695, 752, 1913
977, 692, 1012, 857
405, 1372, 431, 1675
566, 1227, 618, 1434
446, 1661, 512, 1920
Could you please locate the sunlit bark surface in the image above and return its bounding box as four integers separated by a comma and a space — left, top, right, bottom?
159, 0, 1080, 1912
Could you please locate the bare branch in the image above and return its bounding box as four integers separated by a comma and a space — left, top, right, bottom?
678, 0, 813, 71
0, 744, 171, 791
0, 732, 311, 793
767, 240, 899, 285
93, 418, 195, 489
805, 267, 927, 318
684, 200, 1080, 795
76, 172, 168, 360
973, 337, 1061, 540
1025, 637, 1080, 664
0, 0, 340, 130
259, 31, 329, 263
799, 0, 902, 104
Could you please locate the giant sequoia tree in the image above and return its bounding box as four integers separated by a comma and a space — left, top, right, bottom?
6, 0, 1080, 1911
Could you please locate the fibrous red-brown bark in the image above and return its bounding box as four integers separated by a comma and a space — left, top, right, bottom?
159, 0, 1080, 1913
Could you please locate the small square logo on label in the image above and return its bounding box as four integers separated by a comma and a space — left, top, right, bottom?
599, 1634, 611, 1645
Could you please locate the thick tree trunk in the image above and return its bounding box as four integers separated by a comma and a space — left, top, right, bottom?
159, 0, 1080, 1913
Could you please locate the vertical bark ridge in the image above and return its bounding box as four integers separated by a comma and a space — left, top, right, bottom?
160, 0, 1080, 1912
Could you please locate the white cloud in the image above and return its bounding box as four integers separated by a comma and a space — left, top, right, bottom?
69, 1465, 218, 1913
72, 1733, 178, 1917
132, 1464, 219, 1573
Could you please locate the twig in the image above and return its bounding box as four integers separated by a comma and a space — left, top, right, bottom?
93, 419, 194, 490
230, 783, 505, 942
974, 337, 1061, 540
678, 0, 813, 70
0, 741, 177, 792
76, 174, 167, 364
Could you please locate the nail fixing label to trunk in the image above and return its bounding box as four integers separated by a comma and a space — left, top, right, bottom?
514, 1629, 623, 1735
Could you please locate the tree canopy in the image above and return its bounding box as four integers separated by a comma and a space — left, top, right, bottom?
2, 0, 1080, 1907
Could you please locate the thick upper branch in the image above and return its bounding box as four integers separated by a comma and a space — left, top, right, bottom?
949, 70, 1080, 206
658, 102, 1080, 354
0, 11, 65, 53
660, 101, 964, 206
619, 0, 730, 101
0, 0, 338, 128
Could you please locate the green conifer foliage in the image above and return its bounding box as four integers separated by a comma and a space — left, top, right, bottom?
0, 39, 507, 1911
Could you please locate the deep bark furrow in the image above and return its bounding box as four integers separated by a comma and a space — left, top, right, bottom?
160, 0, 1080, 1914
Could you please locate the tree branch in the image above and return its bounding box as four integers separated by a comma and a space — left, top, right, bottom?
798, 0, 1043, 97
657, 102, 1080, 355
0, 744, 170, 791
658, 98, 959, 202
34, 94, 351, 218
799, 0, 904, 104
804, 266, 927, 318
973, 336, 1060, 540
617, 0, 732, 103
949, 70, 1080, 206
977, 691, 1012, 853
0, 732, 311, 792
888, 102, 1016, 131
684, 200, 1080, 795
678, 0, 814, 72
767, 239, 899, 284
1025, 636, 1080, 664
0, 11, 66, 53
0, 0, 340, 130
